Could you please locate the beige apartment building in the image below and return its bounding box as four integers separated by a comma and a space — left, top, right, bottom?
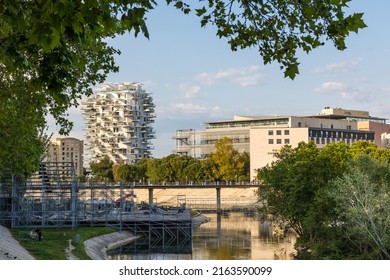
174, 107, 390, 180
44, 137, 84, 177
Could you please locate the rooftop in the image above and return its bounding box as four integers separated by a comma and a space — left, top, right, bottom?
203, 107, 387, 129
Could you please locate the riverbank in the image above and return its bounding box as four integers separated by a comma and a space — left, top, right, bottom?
0, 225, 35, 260
83, 230, 141, 260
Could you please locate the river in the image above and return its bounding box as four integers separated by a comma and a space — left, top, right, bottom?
107, 212, 296, 260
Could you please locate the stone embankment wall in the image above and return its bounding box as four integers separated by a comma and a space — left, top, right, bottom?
134, 187, 259, 209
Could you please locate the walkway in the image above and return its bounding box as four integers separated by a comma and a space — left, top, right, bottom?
0, 225, 35, 260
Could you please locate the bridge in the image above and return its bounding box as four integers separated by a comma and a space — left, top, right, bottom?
98, 181, 260, 212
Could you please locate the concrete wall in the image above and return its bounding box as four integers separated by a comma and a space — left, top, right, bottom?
249, 127, 309, 180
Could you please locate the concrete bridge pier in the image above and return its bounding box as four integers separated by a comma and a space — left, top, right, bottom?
148, 188, 154, 206
216, 187, 221, 213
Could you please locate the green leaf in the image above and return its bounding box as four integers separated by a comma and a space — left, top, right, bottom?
195, 7, 207, 17
174, 1, 183, 9
284, 63, 299, 80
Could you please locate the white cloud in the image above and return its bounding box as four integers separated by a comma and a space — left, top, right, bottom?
178, 84, 201, 99
141, 80, 158, 88
340, 90, 364, 100
315, 81, 346, 92
212, 106, 221, 112
314, 81, 378, 103
313, 59, 362, 74
157, 103, 207, 119
194, 66, 264, 87
156, 102, 236, 120
367, 104, 390, 120
173, 103, 207, 113
233, 73, 264, 87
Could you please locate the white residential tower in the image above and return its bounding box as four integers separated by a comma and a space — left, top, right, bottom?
82, 82, 156, 164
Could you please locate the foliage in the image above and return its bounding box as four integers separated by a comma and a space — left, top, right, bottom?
257, 140, 390, 259
113, 163, 136, 182
209, 137, 250, 181
135, 138, 250, 183
146, 154, 206, 182
89, 156, 114, 182
256, 141, 352, 255
0, 79, 48, 179
329, 156, 390, 259
200, 157, 219, 181
350, 141, 390, 162
112, 162, 148, 182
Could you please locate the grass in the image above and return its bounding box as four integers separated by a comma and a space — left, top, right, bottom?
11, 227, 116, 260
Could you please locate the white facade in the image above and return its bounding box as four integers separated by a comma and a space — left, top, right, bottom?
82, 82, 156, 164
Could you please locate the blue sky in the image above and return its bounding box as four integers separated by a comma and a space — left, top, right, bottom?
48, 1, 390, 159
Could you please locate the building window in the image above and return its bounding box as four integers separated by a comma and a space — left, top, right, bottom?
284, 130, 290, 135
276, 130, 282, 135
268, 130, 273, 136
276, 139, 282, 144
298, 122, 301, 127
284, 139, 290, 144
268, 139, 274, 144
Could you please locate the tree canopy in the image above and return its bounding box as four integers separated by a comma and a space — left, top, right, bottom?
329, 156, 390, 259
256, 140, 390, 259
209, 137, 249, 181
88, 137, 249, 183
89, 156, 114, 182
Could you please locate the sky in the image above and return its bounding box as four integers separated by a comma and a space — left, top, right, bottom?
48, 0, 390, 159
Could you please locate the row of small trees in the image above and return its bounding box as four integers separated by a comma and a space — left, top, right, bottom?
88, 137, 250, 183
256, 140, 390, 259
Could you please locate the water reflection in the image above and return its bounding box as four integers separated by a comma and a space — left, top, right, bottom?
107, 212, 296, 260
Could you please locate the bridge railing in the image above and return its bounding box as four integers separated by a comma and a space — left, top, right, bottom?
77, 181, 261, 188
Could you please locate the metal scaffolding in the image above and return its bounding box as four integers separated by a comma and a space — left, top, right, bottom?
0, 162, 192, 246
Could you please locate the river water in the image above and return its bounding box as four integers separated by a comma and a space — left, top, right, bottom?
107, 212, 296, 260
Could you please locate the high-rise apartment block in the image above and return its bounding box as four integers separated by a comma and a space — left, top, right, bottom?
44, 137, 84, 176
82, 82, 156, 164
174, 107, 390, 179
